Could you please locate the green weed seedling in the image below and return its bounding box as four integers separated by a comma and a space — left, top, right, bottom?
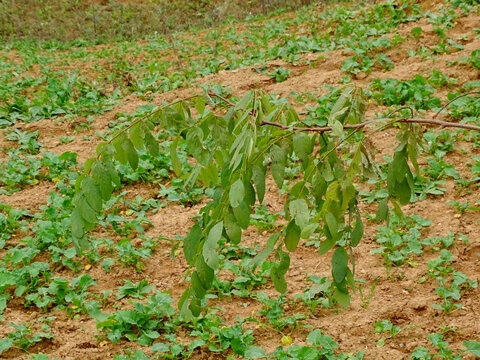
410, 333, 464, 360
117, 280, 155, 300
269, 68, 291, 83
371, 214, 432, 274
374, 319, 414, 347
0, 321, 53, 355
294, 275, 336, 313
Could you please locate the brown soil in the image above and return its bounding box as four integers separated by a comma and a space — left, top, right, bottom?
0, 1, 479, 359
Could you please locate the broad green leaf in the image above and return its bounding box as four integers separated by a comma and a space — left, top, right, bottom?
325, 212, 338, 239
170, 136, 182, 177
244, 180, 256, 206
301, 223, 318, 239
195, 256, 214, 289
289, 199, 309, 229
71, 208, 85, 239
91, 161, 113, 201
0, 338, 13, 355
74, 194, 96, 224
285, 220, 301, 252
252, 165, 266, 203
225, 212, 242, 244
81, 176, 102, 212
143, 126, 159, 157
245, 233, 281, 270
191, 272, 207, 299
129, 122, 145, 150
330, 86, 353, 119
351, 214, 363, 247
376, 198, 389, 222
230, 179, 245, 208
396, 177, 412, 205
271, 251, 290, 293
232, 201, 250, 229
270, 144, 286, 188
244, 346, 266, 359
203, 221, 223, 270
122, 136, 138, 169
113, 134, 128, 164
195, 96, 205, 115
184, 222, 202, 265
235, 91, 253, 110
333, 288, 351, 307
464, 340, 480, 356
293, 132, 313, 164
318, 237, 335, 255
186, 127, 208, 165
332, 247, 348, 284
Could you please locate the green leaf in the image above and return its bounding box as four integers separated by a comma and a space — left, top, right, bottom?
285, 220, 301, 252
396, 177, 412, 205
301, 223, 318, 239
244, 346, 266, 359
332, 247, 348, 284
271, 250, 290, 293
203, 221, 223, 270
123, 136, 138, 169
74, 194, 96, 224
293, 132, 313, 164
232, 201, 250, 229
325, 212, 338, 239
333, 288, 351, 307
230, 179, 245, 208
71, 208, 85, 239
235, 91, 253, 110
318, 237, 335, 255
376, 198, 389, 222
245, 233, 280, 270
464, 340, 480, 356
91, 161, 113, 201
225, 212, 242, 245
170, 136, 182, 177
112, 134, 128, 164
289, 199, 309, 229
129, 123, 145, 150
351, 214, 363, 247
0, 338, 13, 354
270, 144, 286, 188
81, 176, 102, 212
252, 165, 266, 203
195, 96, 205, 115
184, 222, 202, 265
143, 126, 159, 157
191, 272, 207, 299
186, 127, 208, 165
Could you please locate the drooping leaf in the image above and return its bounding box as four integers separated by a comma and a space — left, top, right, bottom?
270, 144, 286, 188
271, 250, 290, 293
81, 176, 102, 212
203, 221, 223, 270
91, 161, 113, 201
225, 212, 242, 244
232, 201, 250, 229
351, 214, 363, 247
293, 132, 313, 164
170, 136, 182, 177
230, 179, 245, 208
252, 165, 266, 203
289, 199, 309, 229
332, 247, 348, 284
184, 222, 202, 265
285, 220, 301, 252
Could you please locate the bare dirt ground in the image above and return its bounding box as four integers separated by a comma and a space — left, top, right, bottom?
0, 1, 479, 359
